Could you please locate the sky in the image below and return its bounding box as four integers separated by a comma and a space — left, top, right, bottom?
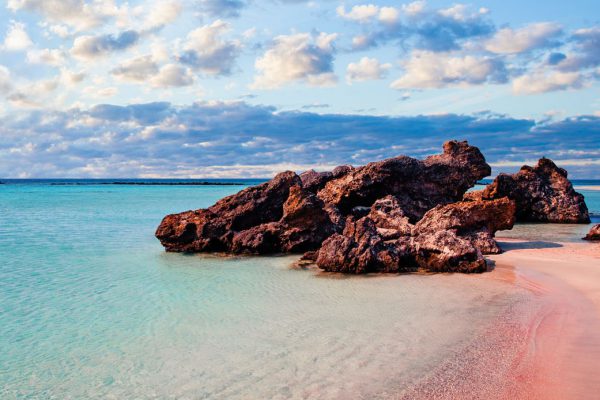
0, 0, 599, 178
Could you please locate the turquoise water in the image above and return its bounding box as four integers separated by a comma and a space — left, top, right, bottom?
1, 183, 598, 399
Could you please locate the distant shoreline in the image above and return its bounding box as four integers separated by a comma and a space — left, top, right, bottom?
49, 181, 248, 186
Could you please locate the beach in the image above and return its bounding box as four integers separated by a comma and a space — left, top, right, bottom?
396, 238, 600, 399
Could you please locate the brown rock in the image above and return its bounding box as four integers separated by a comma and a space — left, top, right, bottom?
583, 224, 600, 241
368, 195, 413, 239
155, 171, 301, 252
299, 170, 333, 193
317, 140, 491, 221
279, 185, 336, 252
413, 230, 487, 273
316, 217, 412, 274
480, 158, 589, 223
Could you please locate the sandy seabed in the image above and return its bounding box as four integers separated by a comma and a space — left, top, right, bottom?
398, 239, 600, 400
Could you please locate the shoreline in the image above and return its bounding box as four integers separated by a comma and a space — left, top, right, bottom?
397, 239, 600, 399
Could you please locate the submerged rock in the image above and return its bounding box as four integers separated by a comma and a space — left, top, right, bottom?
471, 158, 589, 223
583, 224, 600, 241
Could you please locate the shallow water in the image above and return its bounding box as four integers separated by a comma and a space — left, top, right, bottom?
0, 183, 533, 399
1, 182, 598, 399
496, 187, 600, 243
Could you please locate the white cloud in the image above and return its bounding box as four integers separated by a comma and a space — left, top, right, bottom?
485, 22, 562, 54
143, 0, 181, 31
83, 86, 119, 98
512, 71, 583, 94
179, 20, 241, 75
26, 48, 65, 66
7, 0, 126, 32
112, 55, 159, 82
0, 65, 12, 93
252, 32, 338, 89
336, 4, 379, 23
150, 64, 194, 88
59, 68, 86, 87
346, 57, 391, 83
3, 21, 33, 51
438, 4, 470, 21
378, 7, 400, 24
391, 51, 507, 89
402, 1, 426, 16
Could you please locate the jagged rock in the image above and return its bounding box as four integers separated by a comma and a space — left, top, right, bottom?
583, 224, 600, 241
155, 171, 301, 252
414, 198, 516, 254
476, 158, 589, 223
278, 185, 336, 252
316, 217, 413, 274
413, 231, 487, 273
231, 223, 281, 254
299, 170, 334, 193
332, 165, 354, 178
157, 141, 491, 256
316, 197, 513, 274
317, 141, 491, 222
368, 196, 413, 239
155, 140, 570, 275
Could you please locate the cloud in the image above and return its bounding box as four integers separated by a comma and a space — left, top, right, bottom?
346, 57, 391, 83
337, 4, 380, 23
0, 66, 12, 93
3, 20, 33, 51
6, 0, 125, 32
71, 30, 140, 59
346, 3, 493, 52
150, 64, 195, 88
391, 51, 507, 89
143, 0, 182, 31
1, 101, 599, 178
512, 71, 584, 94
196, 0, 247, 18
485, 22, 562, 54
111, 55, 160, 82
178, 20, 241, 76
26, 48, 66, 66
557, 27, 600, 72
252, 32, 338, 89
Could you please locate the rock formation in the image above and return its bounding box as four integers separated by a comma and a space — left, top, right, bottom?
583, 224, 600, 241
156, 140, 588, 275
156, 140, 491, 256
467, 158, 589, 223
315, 198, 515, 274
317, 140, 491, 222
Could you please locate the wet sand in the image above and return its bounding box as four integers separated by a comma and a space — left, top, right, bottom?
398, 239, 600, 399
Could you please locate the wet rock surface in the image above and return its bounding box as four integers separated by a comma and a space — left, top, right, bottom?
583, 224, 600, 241
156, 141, 588, 274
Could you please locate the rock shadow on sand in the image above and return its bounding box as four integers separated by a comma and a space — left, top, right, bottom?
499, 241, 563, 251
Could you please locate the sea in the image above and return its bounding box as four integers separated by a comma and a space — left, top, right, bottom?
1, 179, 599, 399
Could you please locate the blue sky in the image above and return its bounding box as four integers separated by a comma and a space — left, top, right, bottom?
0, 0, 599, 178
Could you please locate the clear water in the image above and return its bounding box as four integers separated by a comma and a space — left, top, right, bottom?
497, 187, 600, 243
0, 182, 598, 399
